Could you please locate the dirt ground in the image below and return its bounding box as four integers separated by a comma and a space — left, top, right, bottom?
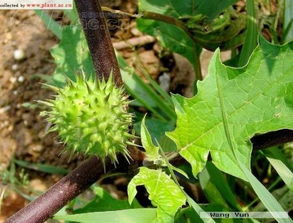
0, 10, 66, 221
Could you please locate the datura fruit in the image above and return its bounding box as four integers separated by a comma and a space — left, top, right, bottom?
41, 76, 133, 163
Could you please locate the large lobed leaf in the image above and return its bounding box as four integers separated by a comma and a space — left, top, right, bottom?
128, 167, 186, 223
167, 38, 293, 180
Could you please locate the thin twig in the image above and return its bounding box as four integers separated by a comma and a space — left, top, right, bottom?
113, 35, 155, 50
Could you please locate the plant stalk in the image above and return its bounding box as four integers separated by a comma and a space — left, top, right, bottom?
238, 0, 258, 66
74, 0, 122, 85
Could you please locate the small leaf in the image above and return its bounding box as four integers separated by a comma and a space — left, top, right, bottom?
263, 148, 293, 191
141, 116, 160, 161
128, 167, 186, 223
140, 119, 188, 178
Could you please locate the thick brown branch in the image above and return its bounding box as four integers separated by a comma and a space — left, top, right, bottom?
75, 0, 122, 85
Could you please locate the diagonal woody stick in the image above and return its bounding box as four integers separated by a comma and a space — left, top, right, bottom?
75, 0, 122, 86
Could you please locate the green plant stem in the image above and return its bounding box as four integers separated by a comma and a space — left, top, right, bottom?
193, 55, 203, 94
238, 0, 258, 66
274, 0, 282, 33
283, 0, 293, 42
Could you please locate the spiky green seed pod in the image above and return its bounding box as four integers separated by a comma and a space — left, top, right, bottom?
41, 76, 133, 163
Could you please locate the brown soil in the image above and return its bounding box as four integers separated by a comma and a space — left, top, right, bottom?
0, 10, 78, 220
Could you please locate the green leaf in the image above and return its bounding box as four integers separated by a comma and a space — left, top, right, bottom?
54, 208, 157, 223
157, 144, 215, 223
74, 186, 140, 214
35, 10, 63, 39
253, 186, 293, 213
137, 0, 239, 65
50, 26, 95, 87
199, 162, 240, 210
137, 19, 200, 67
128, 167, 186, 223
139, 0, 237, 19
263, 148, 293, 191
240, 163, 292, 223
134, 117, 176, 152
238, 0, 258, 66
141, 116, 160, 161
284, 0, 293, 42
191, 0, 238, 19
167, 38, 293, 180
14, 159, 68, 175
140, 118, 188, 177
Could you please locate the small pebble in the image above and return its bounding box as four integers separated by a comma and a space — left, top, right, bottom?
31, 144, 43, 153
9, 76, 16, 83
18, 76, 25, 82
12, 64, 18, 71
0, 106, 11, 114
13, 49, 25, 61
